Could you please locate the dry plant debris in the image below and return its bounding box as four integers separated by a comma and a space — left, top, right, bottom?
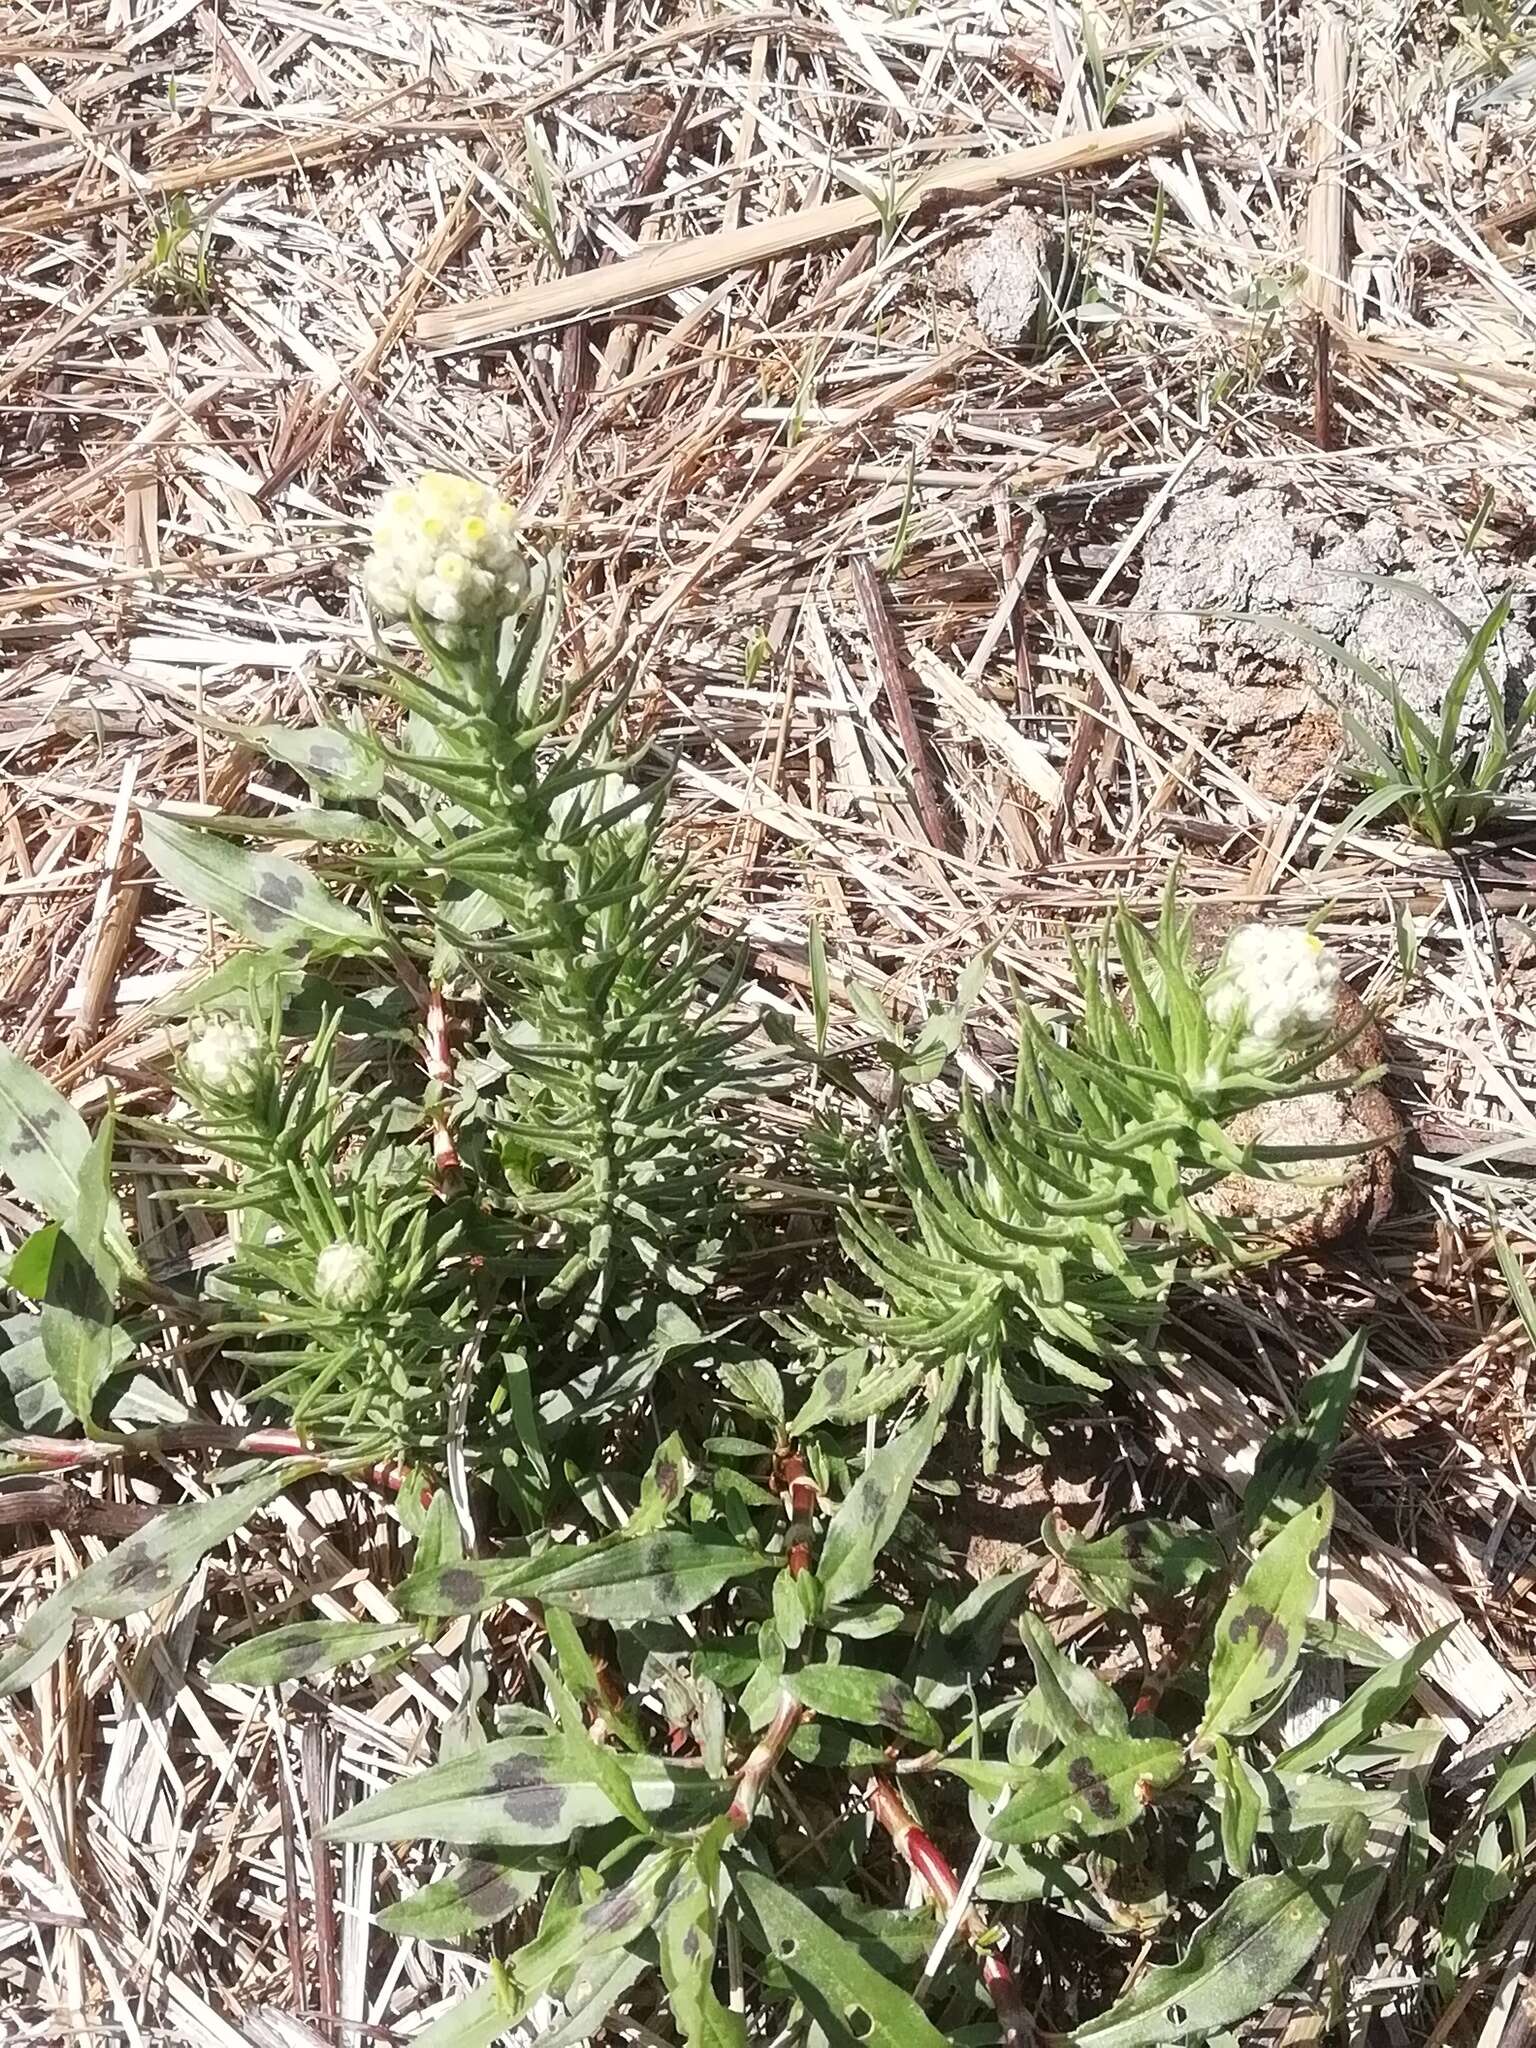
3, 0, 1536, 2039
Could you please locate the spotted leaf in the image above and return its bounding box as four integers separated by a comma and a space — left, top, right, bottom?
142, 811, 375, 952
817, 1406, 938, 1609
1198, 1492, 1333, 1747
210, 1619, 416, 1686
985, 1735, 1185, 1847
786, 1663, 944, 1750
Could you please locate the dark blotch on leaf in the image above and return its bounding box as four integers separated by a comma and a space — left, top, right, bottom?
1228, 1603, 1291, 1674
877, 1683, 911, 1733
584, 1882, 640, 1937
680, 1923, 703, 1961
857, 1484, 889, 1527
108, 1554, 176, 1598
10, 1108, 59, 1157
1066, 1754, 1117, 1820
652, 1573, 683, 1613
433, 1566, 485, 1611
653, 1460, 679, 1502
248, 871, 305, 933
491, 1763, 567, 1832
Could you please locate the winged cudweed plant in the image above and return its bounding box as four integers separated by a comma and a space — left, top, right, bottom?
811, 896, 1364, 1469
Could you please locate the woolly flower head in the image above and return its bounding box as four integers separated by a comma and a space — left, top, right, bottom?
313, 1240, 384, 1313
182, 1016, 266, 1100
362, 472, 529, 642
1206, 924, 1341, 1049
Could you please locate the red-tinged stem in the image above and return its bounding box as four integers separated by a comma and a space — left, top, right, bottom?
423, 982, 461, 1180
726, 1442, 821, 1825
1132, 1623, 1194, 1719
774, 1445, 817, 1578
2, 1427, 422, 1497
727, 1690, 805, 1831
866, 1776, 1030, 2045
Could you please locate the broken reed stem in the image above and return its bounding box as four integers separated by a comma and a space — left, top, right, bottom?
865, 1775, 1028, 2043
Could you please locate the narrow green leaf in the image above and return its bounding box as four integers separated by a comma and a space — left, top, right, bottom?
786, 1663, 943, 1748
404, 1532, 772, 1625
1199, 1493, 1333, 1745
0, 1466, 297, 1696
737, 1869, 950, 2048
325, 1737, 711, 1848
985, 1734, 1184, 1846
555, 1725, 655, 1840
1069, 1859, 1352, 2048
1244, 1336, 1363, 1538
511, 1848, 682, 1999
252, 722, 384, 799
41, 1192, 118, 1426
1273, 1624, 1453, 1774
661, 1857, 747, 2048
818, 1406, 937, 1608
1019, 1612, 1128, 1738
1041, 1514, 1222, 1612
0, 1047, 92, 1231
142, 811, 376, 951
378, 1856, 542, 1943
915, 1568, 1035, 1709
210, 1620, 415, 1686
1208, 1734, 1265, 1877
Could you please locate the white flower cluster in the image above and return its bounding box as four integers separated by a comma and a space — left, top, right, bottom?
362, 472, 529, 641
183, 1016, 266, 1099
1206, 925, 1341, 1049
314, 1239, 384, 1313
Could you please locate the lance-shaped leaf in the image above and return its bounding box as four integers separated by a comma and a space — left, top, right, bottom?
1273, 1624, 1453, 1775
509, 1848, 682, 1999
786, 1663, 943, 1749
404, 1531, 771, 1625
326, 1737, 712, 1849
0, 1466, 297, 1696
1042, 1513, 1223, 1613
379, 1855, 543, 1943
915, 1568, 1036, 1710
251, 722, 384, 799
660, 1839, 747, 2048
1243, 1335, 1364, 1539
0, 1052, 129, 1271
411, 1966, 522, 2048
142, 811, 376, 952
737, 1869, 950, 2048
1069, 1858, 1356, 2048
985, 1734, 1185, 1847
210, 1619, 416, 1686
1198, 1492, 1333, 1747
1207, 1734, 1265, 1877
1019, 1613, 1128, 1738
818, 1406, 938, 1609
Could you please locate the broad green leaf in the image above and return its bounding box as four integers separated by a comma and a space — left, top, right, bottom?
41, 1230, 116, 1425
379, 1855, 542, 1942
1198, 1492, 1333, 1746
1244, 1337, 1363, 1538
789, 1346, 867, 1433
633, 1430, 694, 1532
404, 1532, 772, 1625
1041, 1513, 1223, 1612
326, 1737, 712, 1848
1069, 1861, 1351, 2048
210, 1620, 415, 1685
510, 1848, 682, 1998
412, 1966, 522, 2048
915, 1569, 1036, 1709
0, 1047, 93, 1232
529, 1948, 650, 2048
818, 1407, 937, 1608
8, 1224, 61, 1300
660, 1854, 747, 2048
786, 1663, 944, 1748
1208, 1734, 1265, 1877
555, 1725, 655, 1840
985, 1734, 1184, 1847
142, 811, 375, 952
1019, 1613, 1128, 1738
1273, 1624, 1453, 1774
737, 1869, 950, 2048
0, 1466, 296, 1695
1437, 1819, 1511, 1999
252, 722, 384, 798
